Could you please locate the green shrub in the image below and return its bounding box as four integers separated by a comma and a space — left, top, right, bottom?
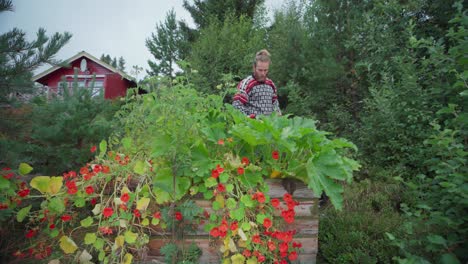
318, 180, 408, 264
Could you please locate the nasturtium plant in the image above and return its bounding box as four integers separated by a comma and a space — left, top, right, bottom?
2, 85, 358, 263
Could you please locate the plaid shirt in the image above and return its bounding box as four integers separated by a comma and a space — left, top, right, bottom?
232, 75, 281, 116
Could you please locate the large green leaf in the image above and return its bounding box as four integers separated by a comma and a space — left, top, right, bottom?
30, 176, 63, 195
306, 155, 344, 210
48, 197, 65, 214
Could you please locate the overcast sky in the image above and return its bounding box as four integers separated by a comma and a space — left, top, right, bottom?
0, 0, 283, 78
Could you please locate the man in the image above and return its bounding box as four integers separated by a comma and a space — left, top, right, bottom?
233, 49, 281, 117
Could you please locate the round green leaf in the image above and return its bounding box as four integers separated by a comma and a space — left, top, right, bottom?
124, 230, 138, 244
19, 163, 33, 176
16, 205, 32, 222
84, 232, 97, 245
80, 216, 93, 227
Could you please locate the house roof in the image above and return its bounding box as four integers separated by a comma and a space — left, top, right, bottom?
32, 51, 135, 83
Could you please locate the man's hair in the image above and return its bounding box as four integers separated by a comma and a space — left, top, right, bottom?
253, 49, 271, 66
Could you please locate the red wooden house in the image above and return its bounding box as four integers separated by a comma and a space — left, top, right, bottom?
32, 51, 136, 99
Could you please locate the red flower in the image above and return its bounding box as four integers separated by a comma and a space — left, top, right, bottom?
271, 198, 280, 208
133, 209, 141, 218
119, 204, 128, 211
25, 229, 36, 238
99, 226, 113, 235
230, 221, 238, 231
3, 172, 14, 179
83, 172, 95, 181
283, 193, 293, 202
217, 139, 225, 145
253, 191, 266, 203
211, 169, 220, 179
120, 193, 130, 203
252, 234, 261, 244
85, 186, 94, 195
102, 165, 110, 173
268, 240, 276, 251
263, 218, 272, 229
93, 164, 103, 173
79, 166, 89, 175
287, 199, 299, 210
249, 113, 256, 119
17, 189, 30, 197
237, 167, 244, 175
281, 209, 296, 224
217, 183, 226, 192
61, 214, 72, 222
216, 164, 224, 173
279, 242, 289, 253
288, 251, 298, 261
241, 157, 250, 166
210, 227, 220, 237
257, 254, 266, 262
90, 145, 97, 153
242, 249, 251, 257
153, 211, 161, 219
49, 224, 55, 229
293, 242, 302, 248
175, 211, 183, 221
103, 207, 114, 218
90, 198, 97, 205
272, 150, 279, 160
66, 181, 78, 194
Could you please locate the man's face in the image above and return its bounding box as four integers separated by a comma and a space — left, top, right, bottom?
253, 61, 269, 82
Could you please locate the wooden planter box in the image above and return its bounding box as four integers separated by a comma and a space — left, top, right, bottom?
144, 179, 319, 263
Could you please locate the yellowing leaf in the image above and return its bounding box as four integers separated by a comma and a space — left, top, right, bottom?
133, 160, 146, 175
136, 197, 150, 211
30, 176, 51, 194
79, 250, 93, 263
59, 236, 78, 254
270, 169, 282, 178
124, 230, 138, 244
84, 233, 97, 245
228, 238, 237, 253
246, 258, 258, 264
30, 176, 63, 195
115, 235, 125, 248
141, 218, 149, 226
215, 194, 225, 208
92, 204, 102, 215
122, 253, 133, 264
19, 163, 33, 175
238, 228, 247, 241
48, 177, 63, 194
231, 253, 246, 264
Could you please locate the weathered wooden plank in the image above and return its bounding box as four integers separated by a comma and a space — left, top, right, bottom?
147, 217, 318, 237
194, 199, 317, 217
265, 179, 318, 199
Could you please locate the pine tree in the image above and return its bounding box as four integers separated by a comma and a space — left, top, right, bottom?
146, 9, 188, 78
182, 0, 265, 30
118, 56, 126, 72
0, 0, 72, 102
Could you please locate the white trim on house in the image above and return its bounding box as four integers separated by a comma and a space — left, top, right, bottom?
64, 75, 106, 78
